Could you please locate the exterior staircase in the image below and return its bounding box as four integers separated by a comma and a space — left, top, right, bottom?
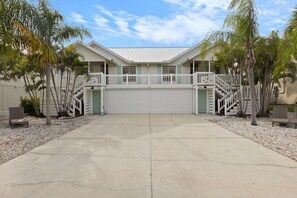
66, 80, 84, 117
215, 75, 256, 116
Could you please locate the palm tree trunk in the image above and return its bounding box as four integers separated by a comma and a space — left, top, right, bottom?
46, 64, 51, 125
246, 40, 257, 126
51, 69, 61, 112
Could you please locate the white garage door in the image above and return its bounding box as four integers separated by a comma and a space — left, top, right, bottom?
106, 89, 192, 114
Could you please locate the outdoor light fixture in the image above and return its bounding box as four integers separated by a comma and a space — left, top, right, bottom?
91, 86, 94, 89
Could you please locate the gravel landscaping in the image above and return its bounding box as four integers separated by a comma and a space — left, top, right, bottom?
210, 114, 297, 162
0, 112, 93, 165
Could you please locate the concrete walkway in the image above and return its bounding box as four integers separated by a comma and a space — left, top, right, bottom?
1, 114, 297, 198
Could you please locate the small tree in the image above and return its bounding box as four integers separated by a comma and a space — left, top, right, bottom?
52, 45, 88, 116
254, 31, 280, 116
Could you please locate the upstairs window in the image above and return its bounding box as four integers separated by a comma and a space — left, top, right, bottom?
194, 61, 209, 72
162, 66, 176, 83
89, 62, 104, 73
122, 66, 136, 82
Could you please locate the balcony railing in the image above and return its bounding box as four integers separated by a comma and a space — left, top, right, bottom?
85, 72, 215, 86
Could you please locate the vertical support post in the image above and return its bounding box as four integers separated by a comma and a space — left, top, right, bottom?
126, 73, 129, 85
170, 73, 173, 84
208, 60, 211, 72
104, 61, 106, 74
72, 99, 75, 117
193, 72, 197, 85
195, 86, 198, 115
101, 86, 104, 115
83, 85, 86, 115
224, 99, 227, 116
104, 88, 107, 114
192, 88, 195, 114
192, 60, 195, 74
212, 86, 215, 115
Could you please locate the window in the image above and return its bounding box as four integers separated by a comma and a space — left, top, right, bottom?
194, 61, 209, 72
122, 66, 136, 82
162, 66, 176, 83
89, 62, 105, 73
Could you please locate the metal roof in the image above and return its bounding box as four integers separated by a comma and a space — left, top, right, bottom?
108, 47, 189, 63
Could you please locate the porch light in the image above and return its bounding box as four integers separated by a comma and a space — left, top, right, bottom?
91, 86, 94, 89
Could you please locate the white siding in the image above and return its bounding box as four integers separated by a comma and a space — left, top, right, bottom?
76, 45, 106, 62
181, 63, 190, 74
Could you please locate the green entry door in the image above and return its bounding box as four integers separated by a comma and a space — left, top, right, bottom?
92, 90, 101, 114
198, 89, 207, 113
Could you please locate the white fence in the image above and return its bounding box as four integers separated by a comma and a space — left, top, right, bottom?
0, 82, 27, 112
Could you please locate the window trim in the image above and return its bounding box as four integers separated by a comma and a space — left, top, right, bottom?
122, 66, 137, 83
162, 65, 176, 83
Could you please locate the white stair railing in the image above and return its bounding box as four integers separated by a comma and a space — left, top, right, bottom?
224, 90, 239, 115
215, 75, 232, 94
217, 92, 230, 113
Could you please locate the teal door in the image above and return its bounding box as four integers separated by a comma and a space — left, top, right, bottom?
198, 90, 207, 113
92, 90, 101, 114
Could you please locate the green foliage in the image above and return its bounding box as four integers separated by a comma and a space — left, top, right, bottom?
275, 7, 297, 78
20, 96, 40, 116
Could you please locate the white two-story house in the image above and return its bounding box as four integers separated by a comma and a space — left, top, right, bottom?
70, 40, 242, 116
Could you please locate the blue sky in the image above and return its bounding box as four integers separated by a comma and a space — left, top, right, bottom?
51, 0, 296, 47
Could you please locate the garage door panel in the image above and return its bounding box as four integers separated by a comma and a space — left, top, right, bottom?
106, 89, 192, 114
150, 90, 192, 113
107, 90, 148, 114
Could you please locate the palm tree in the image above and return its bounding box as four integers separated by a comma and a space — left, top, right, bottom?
55, 45, 88, 116
254, 31, 280, 116
275, 7, 297, 78
209, 0, 259, 125
17, 0, 91, 124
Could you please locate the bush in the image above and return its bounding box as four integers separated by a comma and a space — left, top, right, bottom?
20, 96, 39, 115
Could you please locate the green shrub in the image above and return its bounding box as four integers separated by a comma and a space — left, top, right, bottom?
20, 96, 39, 115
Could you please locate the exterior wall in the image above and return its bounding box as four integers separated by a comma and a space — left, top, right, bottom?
193, 45, 220, 61
0, 81, 27, 112
76, 45, 106, 62
182, 63, 191, 74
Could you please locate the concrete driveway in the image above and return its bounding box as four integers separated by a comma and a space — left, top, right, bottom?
1, 114, 297, 198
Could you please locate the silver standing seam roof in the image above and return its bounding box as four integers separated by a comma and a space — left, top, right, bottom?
108, 47, 189, 63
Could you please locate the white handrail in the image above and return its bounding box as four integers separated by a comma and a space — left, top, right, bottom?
224, 90, 239, 115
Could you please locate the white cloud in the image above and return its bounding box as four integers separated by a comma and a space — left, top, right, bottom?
133, 13, 218, 44
90, 1, 227, 44
78, 0, 292, 45
258, 9, 279, 16
70, 12, 87, 23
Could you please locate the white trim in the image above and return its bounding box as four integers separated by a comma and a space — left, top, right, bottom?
91, 90, 93, 114
101, 87, 104, 115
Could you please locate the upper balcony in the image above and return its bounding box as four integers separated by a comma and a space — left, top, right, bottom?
85, 72, 215, 88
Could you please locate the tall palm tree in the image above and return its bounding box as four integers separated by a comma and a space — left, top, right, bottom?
224, 0, 259, 125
